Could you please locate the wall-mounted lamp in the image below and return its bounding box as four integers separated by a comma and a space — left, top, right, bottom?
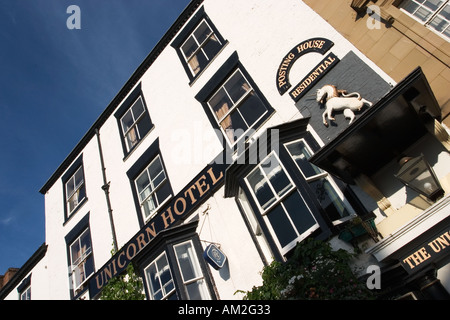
395, 155, 444, 201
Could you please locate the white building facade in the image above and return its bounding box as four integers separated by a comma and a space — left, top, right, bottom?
2, 0, 450, 300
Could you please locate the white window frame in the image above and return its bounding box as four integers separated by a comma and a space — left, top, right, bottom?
180, 19, 223, 76
135, 155, 171, 222
284, 138, 356, 225
400, 0, 450, 40
207, 69, 269, 148
144, 251, 176, 300
19, 285, 31, 300
69, 228, 93, 294
173, 240, 211, 300
245, 152, 319, 255
65, 166, 86, 215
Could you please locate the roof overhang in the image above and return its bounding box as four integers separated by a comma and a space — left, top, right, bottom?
310, 67, 441, 184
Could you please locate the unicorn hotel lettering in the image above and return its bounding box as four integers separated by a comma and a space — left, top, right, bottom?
1, 0, 450, 300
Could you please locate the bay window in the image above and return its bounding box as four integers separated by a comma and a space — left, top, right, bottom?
137, 222, 214, 300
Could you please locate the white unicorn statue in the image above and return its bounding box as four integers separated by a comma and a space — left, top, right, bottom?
316, 84, 372, 126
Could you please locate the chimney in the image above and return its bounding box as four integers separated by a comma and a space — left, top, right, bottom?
0, 268, 19, 289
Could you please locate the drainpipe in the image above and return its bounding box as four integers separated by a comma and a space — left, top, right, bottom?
95, 128, 118, 252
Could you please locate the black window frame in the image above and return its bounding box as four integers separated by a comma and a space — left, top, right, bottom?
231, 122, 374, 260
114, 83, 154, 158
64, 213, 95, 300
127, 138, 174, 227
62, 155, 87, 223
171, 6, 227, 83
195, 51, 275, 151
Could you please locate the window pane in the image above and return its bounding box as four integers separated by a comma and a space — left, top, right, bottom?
136, 113, 152, 139
193, 21, 212, 44
70, 240, 81, 265
121, 109, 134, 133
209, 87, 233, 122
149, 157, 164, 183
131, 98, 145, 119
74, 168, 84, 187
142, 194, 157, 219
136, 171, 150, 194
224, 71, 249, 104
261, 155, 292, 197
68, 193, 78, 213
402, 1, 420, 14
221, 109, 248, 140
157, 254, 172, 287
441, 4, 450, 19
84, 255, 95, 279
126, 127, 139, 150
190, 51, 208, 75
155, 182, 171, 206
79, 230, 91, 256
429, 12, 449, 32
286, 141, 323, 178
175, 242, 200, 282
186, 279, 209, 300
238, 94, 268, 128
146, 253, 175, 300
423, 0, 444, 11
282, 191, 317, 235
202, 34, 222, 60
66, 177, 75, 199
266, 204, 298, 247
247, 168, 276, 209
77, 184, 86, 204
181, 36, 198, 59
444, 25, 450, 36
309, 179, 349, 221
415, 6, 433, 20
146, 263, 161, 296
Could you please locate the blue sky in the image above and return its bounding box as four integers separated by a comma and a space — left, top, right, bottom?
0, 0, 190, 275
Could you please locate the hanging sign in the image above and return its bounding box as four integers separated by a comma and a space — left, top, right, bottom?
276, 38, 334, 95
203, 244, 227, 270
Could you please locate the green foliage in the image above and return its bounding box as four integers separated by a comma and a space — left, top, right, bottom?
241, 239, 374, 300
99, 248, 145, 300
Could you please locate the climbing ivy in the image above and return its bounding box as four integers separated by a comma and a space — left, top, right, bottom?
240, 239, 374, 300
